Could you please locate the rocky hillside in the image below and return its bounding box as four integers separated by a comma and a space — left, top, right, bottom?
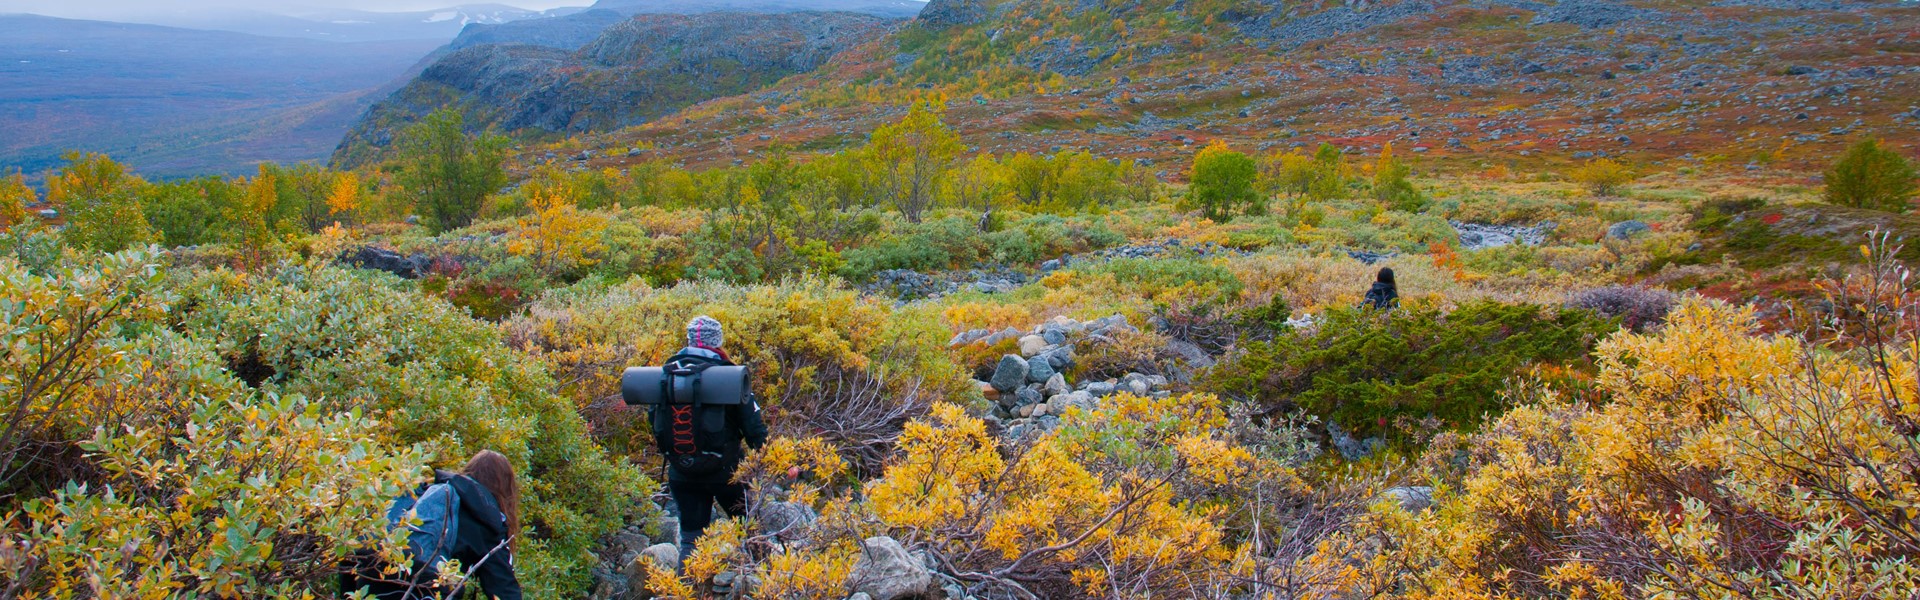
549, 0, 1920, 174
331, 11, 900, 168
592, 0, 929, 18
446, 9, 633, 52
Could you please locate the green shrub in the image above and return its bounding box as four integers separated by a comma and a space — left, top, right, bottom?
394, 108, 509, 233
1371, 143, 1426, 211
141, 176, 243, 247
593, 216, 689, 285
985, 214, 1124, 265
1191, 142, 1262, 221
687, 218, 771, 283
49, 152, 154, 252
839, 217, 987, 280
0, 252, 563, 597
1205, 301, 1615, 438
168, 264, 650, 596
1569, 159, 1635, 196
503, 276, 972, 475
1825, 138, 1917, 212
1081, 256, 1244, 300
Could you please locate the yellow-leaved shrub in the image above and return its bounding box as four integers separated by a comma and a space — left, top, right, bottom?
503, 277, 973, 474
1337, 293, 1920, 599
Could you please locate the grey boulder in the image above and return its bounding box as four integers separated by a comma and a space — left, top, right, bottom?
989, 355, 1029, 393
848, 536, 933, 600
1607, 220, 1651, 240
1027, 355, 1057, 384
1379, 486, 1435, 512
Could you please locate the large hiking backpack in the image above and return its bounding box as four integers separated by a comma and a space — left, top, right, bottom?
385, 479, 462, 572
652, 360, 731, 477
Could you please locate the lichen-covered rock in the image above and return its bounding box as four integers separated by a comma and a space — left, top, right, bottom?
1017, 334, 1049, 357
1607, 220, 1651, 239
621, 543, 680, 600
848, 536, 932, 600
948, 328, 990, 347
1047, 391, 1095, 414
1043, 373, 1070, 397
760, 501, 817, 538
1026, 355, 1056, 384
989, 355, 1029, 393
1086, 381, 1118, 397
1379, 486, 1435, 512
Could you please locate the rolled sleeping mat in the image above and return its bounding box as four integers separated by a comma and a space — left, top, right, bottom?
621, 366, 751, 405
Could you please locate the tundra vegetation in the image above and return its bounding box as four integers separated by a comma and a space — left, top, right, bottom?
2, 94, 1919, 600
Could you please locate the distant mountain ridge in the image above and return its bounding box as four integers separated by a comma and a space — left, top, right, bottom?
435, 0, 926, 53
332, 10, 905, 168
69, 4, 588, 42
590, 0, 926, 18
447, 9, 631, 51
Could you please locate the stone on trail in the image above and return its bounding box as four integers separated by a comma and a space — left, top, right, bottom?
990, 355, 1029, 392
1607, 220, 1650, 240
1040, 346, 1074, 370
760, 501, 817, 538
849, 536, 933, 600
1018, 334, 1049, 357
1026, 355, 1056, 384
1014, 386, 1044, 407
1088, 313, 1137, 336
1048, 391, 1095, 414
621, 544, 680, 600
1086, 381, 1118, 397
947, 328, 990, 347
981, 327, 1022, 347
1379, 486, 1435, 512
1043, 373, 1070, 397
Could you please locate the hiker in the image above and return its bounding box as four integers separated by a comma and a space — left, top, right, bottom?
341, 450, 523, 600
654, 315, 768, 562
1362, 267, 1399, 310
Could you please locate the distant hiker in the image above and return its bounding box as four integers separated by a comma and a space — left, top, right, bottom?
654, 315, 768, 563
342, 450, 523, 600
1362, 267, 1399, 310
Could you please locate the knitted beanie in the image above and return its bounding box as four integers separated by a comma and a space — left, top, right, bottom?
687, 315, 724, 350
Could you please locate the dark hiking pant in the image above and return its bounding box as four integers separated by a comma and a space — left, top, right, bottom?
668, 478, 748, 560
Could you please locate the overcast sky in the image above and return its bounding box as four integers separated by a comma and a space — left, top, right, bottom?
0, 1, 583, 19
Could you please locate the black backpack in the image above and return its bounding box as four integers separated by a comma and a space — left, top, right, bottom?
652, 359, 730, 477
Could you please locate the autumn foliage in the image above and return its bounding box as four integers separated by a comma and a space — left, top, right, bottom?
5, 67, 1919, 600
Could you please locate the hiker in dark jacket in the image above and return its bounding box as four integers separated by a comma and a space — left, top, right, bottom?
658, 315, 768, 562
342, 450, 523, 600
1362, 267, 1399, 310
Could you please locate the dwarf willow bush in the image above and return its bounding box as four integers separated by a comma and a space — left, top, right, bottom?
836, 213, 1123, 281
162, 264, 650, 595
1206, 301, 1616, 437
647, 393, 1312, 599
1327, 297, 1920, 598
0, 253, 425, 597
503, 276, 974, 475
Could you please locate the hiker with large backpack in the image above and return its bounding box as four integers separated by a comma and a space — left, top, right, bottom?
652, 316, 768, 561
341, 450, 523, 600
